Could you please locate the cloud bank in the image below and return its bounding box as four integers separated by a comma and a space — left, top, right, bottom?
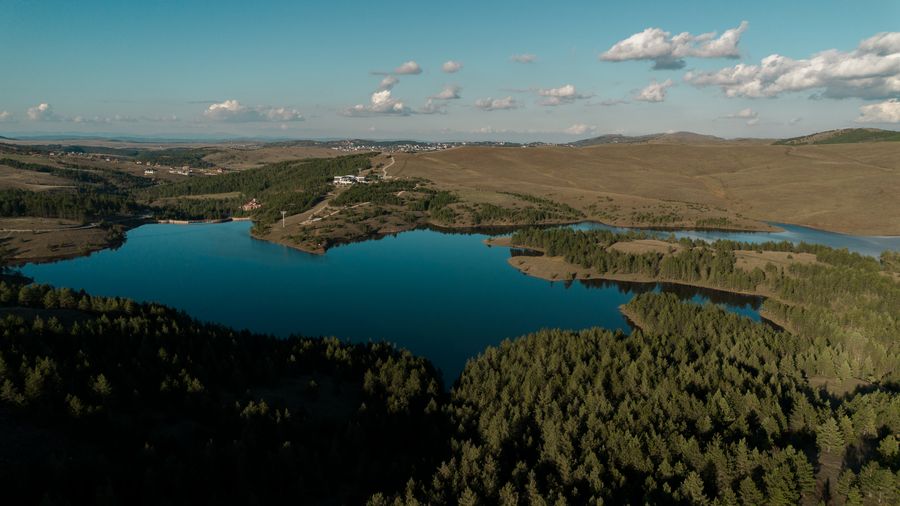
536, 84, 591, 106
857, 98, 900, 123
431, 85, 462, 100
203, 100, 304, 122
601, 21, 748, 70
27, 103, 61, 121
684, 31, 900, 99
475, 96, 519, 111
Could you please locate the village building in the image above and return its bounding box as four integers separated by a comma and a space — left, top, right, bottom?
242, 198, 262, 211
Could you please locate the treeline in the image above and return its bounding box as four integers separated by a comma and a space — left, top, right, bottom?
469, 193, 584, 226
135, 148, 214, 168
509, 227, 900, 384
143, 154, 372, 200
0, 280, 447, 505
152, 197, 247, 221
1, 157, 152, 191
1, 157, 107, 186
0, 189, 139, 223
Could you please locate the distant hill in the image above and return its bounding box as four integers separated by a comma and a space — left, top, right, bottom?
572, 131, 725, 147
775, 128, 900, 145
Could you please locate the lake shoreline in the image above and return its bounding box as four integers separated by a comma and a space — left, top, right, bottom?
486, 235, 799, 328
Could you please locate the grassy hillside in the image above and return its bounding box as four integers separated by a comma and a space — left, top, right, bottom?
392, 142, 900, 235
775, 128, 900, 145
572, 131, 725, 147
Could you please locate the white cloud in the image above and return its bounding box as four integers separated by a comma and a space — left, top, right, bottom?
536, 84, 591, 106
564, 123, 599, 135
0, 111, 12, 122
418, 99, 447, 115
684, 31, 900, 99
394, 60, 422, 75
856, 98, 900, 123
601, 21, 748, 69
474, 96, 519, 111
721, 107, 759, 125
634, 79, 674, 102
379, 75, 399, 91
724, 108, 758, 119
204, 100, 304, 122
431, 85, 462, 100
442, 60, 463, 73
510, 53, 537, 64
344, 89, 409, 116
27, 103, 60, 121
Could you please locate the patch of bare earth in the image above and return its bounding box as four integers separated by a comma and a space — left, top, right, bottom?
734, 250, 819, 272
608, 239, 683, 255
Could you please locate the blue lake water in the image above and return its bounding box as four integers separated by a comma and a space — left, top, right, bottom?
19, 221, 898, 382
575, 222, 900, 258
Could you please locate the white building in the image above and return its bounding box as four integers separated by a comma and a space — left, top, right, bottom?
333, 175, 367, 185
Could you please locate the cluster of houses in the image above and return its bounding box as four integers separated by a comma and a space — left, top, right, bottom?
329, 141, 455, 153
333, 175, 368, 185
135, 160, 225, 177
47, 151, 119, 163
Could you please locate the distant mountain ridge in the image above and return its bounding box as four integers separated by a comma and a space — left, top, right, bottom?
774, 128, 900, 145
571, 131, 726, 147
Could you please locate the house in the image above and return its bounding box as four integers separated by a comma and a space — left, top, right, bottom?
144, 169, 156, 175
242, 198, 262, 211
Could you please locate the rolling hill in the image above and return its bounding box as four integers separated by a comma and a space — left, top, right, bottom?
775, 128, 900, 145
572, 131, 726, 147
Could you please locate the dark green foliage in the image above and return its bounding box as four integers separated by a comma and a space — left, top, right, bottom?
134, 148, 215, 168
1, 157, 107, 185
470, 193, 584, 225
144, 154, 371, 201
332, 180, 419, 207
378, 294, 897, 505
144, 154, 373, 225
775, 128, 900, 145
510, 227, 900, 383
0, 188, 139, 223
0, 280, 446, 505
152, 197, 247, 221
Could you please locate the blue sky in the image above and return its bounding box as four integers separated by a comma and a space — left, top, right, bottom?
1, 0, 899, 141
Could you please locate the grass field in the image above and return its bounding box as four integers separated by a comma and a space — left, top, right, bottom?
391, 142, 900, 235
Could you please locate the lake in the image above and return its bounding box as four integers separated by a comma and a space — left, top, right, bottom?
19, 221, 897, 382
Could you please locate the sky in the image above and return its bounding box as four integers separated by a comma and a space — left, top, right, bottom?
1, 0, 899, 142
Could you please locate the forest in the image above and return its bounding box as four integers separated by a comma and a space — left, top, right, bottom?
0, 279, 447, 505
375, 292, 898, 505
0, 276, 896, 505
508, 227, 900, 385
0, 188, 139, 223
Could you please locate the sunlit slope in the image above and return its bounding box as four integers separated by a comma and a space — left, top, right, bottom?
392, 143, 900, 235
